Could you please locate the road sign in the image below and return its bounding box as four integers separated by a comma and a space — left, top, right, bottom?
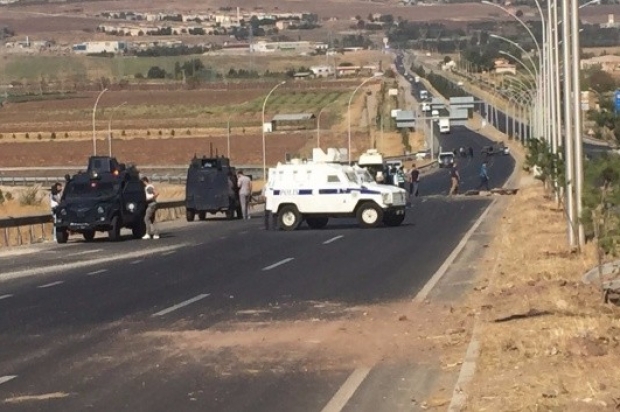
614, 90, 620, 114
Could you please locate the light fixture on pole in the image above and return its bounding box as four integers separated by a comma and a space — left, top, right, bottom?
347, 73, 382, 164
262, 81, 286, 181
107, 101, 127, 157
92, 88, 108, 156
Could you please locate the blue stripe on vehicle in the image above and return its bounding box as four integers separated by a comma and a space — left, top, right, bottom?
298, 189, 313, 195
318, 189, 340, 194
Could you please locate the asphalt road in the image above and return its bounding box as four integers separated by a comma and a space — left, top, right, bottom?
0, 69, 515, 412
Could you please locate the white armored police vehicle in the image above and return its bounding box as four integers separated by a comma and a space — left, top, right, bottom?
264, 148, 408, 231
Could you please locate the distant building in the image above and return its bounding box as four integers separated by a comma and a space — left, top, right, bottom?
601, 14, 620, 29
580, 55, 620, 73
493, 58, 516, 75
72, 41, 126, 54
310, 65, 334, 78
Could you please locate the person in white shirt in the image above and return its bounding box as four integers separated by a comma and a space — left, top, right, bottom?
236, 169, 252, 220
141, 176, 160, 239
50, 182, 63, 242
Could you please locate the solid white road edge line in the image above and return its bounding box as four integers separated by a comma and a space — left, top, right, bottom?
152, 293, 210, 317
320, 367, 371, 412
0, 375, 17, 385
413, 198, 496, 303
323, 235, 344, 245
0, 294, 13, 300
66, 249, 103, 257
129, 260, 143, 265
161, 251, 176, 256
261, 258, 295, 271
0, 244, 188, 283
37, 281, 64, 289
87, 269, 108, 276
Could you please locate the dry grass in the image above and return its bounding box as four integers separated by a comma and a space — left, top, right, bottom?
464, 175, 620, 411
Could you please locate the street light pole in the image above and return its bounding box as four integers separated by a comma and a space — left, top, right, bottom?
562, 0, 576, 247
262, 81, 286, 181
107, 101, 127, 157
571, 0, 585, 247
348, 74, 381, 164
92, 88, 108, 156
317, 100, 337, 149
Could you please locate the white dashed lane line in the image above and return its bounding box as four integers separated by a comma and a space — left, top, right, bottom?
262, 258, 295, 271
0, 376, 17, 386
323, 235, 344, 245
0, 294, 13, 300
320, 367, 371, 412
152, 293, 211, 317
129, 260, 143, 265
37, 281, 64, 289
87, 269, 108, 276
161, 251, 176, 257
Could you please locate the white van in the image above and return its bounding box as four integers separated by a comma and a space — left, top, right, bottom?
265, 150, 408, 230
439, 118, 450, 133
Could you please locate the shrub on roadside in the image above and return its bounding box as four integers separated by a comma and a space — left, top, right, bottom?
171, 129, 175, 137
146, 130, 151, 136
0, 189, 4, 205
121, 130, 126, 137
158, 130, 163, 136
5, 191, 13, 201
37, 133, 42, 140
12, 134, 16, 139
19, 186, 42, 206
25, 133, 29, 139
64, 132, 69, 138
50, 132, 56, 140
186, 129, 191, 135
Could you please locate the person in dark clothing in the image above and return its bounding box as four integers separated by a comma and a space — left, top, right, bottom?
477, 161, 490, 191
468, 146, 474, 158
449, 163, 460, 195
410, 165, 420, 197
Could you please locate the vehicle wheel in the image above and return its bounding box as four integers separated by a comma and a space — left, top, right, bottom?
108, 215, 121, 241
225, 208, 234, 219
356, 202, 383, 228
198, 211, 207, 221
306, 217, 329, 229
56, 229, 69, 244
383, 213, 405, 227
186, 209, 195, 222
278, 205, 302, 231
132, 219, 146, 239
83, 230, 95, 242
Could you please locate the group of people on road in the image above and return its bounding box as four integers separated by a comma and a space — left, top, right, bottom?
453, 146, 475, 159
375, 164, 420, 199
228, 169, 253, 220
447, 160, 491, 196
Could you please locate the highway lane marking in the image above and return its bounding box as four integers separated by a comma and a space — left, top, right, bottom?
67, 249, 103, 257
152, 293, 211, 317
161, 251, 176, 256
261, 258, 295, 271
320, 367, 371, 412
0, 294, 13, 300
0, 375, 17, 386
414, 199, 496, 303
0, 244, 189, 283
37, 281, 64, 289
129, 260, 143, 265
87, 269, 108, 276
323, 235, 344, 245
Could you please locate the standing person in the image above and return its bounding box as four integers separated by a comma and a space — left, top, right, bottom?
410, 164, 420, 197
141, 176, 160, 239
449, 162, 460, 196
50, 182, 63, 242
396, 166, 406, 189
477, 160, 490, 191
237, 169, 252, 220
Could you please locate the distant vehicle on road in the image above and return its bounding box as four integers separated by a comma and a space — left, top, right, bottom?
481, 144, 510, 156
54, 156, 147, 243
185, 155, 242, 221
438, 152, 455, 168
265, 149, 408, 230
439, 118, 451, 133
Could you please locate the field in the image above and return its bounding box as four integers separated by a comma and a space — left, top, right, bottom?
0, 51, 392, 84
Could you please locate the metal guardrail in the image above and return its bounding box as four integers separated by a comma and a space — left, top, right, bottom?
0, 199, 185, 247
0, 175, 188, 187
